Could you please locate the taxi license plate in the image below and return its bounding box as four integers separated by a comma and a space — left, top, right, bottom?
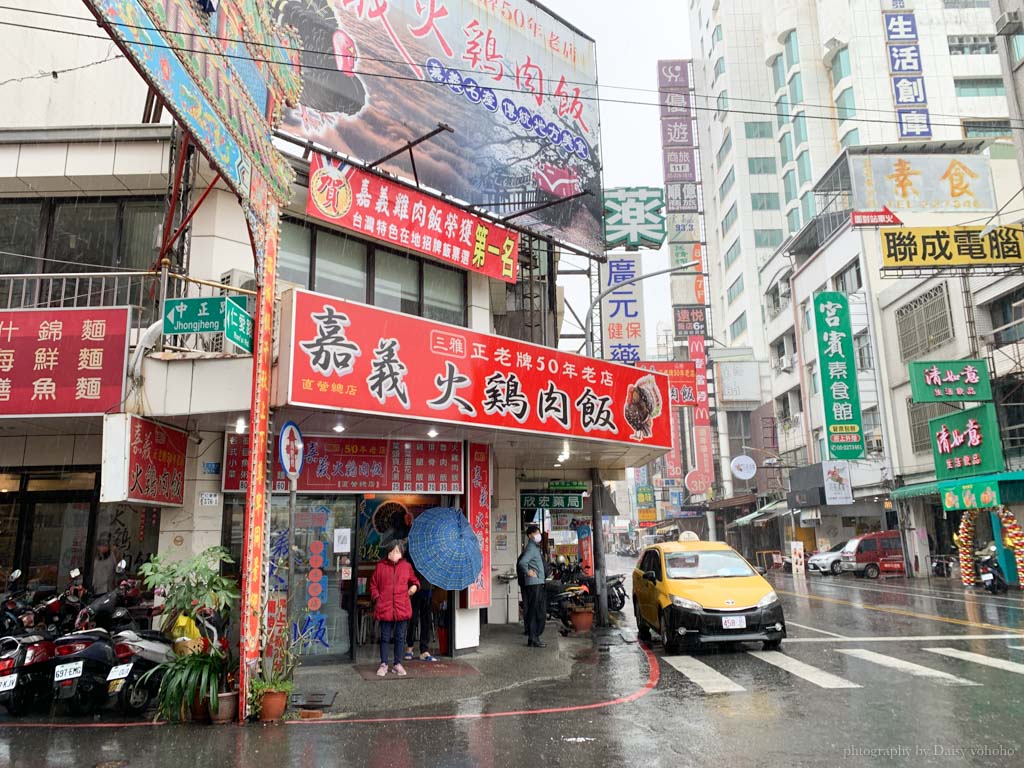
0, 674, 17, 693
722, 616, 747, 630
54, 661, 83, 682
981, 573, 994, 582
107, 663, 133, 681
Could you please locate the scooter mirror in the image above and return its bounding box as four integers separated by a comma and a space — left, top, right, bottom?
8, 569, 20, 581
69, 568, 81, 579
116, 559, 127, 573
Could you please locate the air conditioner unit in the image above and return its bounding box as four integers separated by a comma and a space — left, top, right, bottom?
779, 357, 793, 372
997, 10, 1023, 37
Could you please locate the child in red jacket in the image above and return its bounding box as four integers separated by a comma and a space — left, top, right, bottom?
370, 540, 420, 677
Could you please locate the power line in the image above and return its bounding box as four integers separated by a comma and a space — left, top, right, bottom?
0, 47, 123, 88
0, 13, 1018, 134
4, 4, 1017, 129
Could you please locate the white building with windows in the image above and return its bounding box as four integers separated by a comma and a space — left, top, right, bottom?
687, 0, 1009, 514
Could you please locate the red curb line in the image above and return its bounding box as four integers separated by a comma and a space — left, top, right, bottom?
0, 644, 661, 730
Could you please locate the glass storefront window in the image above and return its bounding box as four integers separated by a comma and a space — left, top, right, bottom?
279, 221, 312, 288
375, 249, 420, 315
25, 471, 96, 492
28, 502, 90, 590
316, 231, 367, 302
48, 201, 118, 272
0, 501, 18, 591
423, 262, 465, 325
92, 504, 161, 585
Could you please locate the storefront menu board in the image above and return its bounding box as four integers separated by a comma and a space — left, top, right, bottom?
223, 433, 463, 494
0, 307, 129, 416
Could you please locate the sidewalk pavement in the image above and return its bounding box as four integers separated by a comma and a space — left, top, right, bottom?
292, 623, 600, 718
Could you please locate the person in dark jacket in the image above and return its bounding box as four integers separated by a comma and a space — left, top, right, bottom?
370, 540, 420, 677
518, 524, 547, 647
404, 554, 437, 662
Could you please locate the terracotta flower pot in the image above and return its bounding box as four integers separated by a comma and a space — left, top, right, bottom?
259, 690, 289, 722
569, 606, 594, 633
211, 692, 238, 724
191, 694, 210, 723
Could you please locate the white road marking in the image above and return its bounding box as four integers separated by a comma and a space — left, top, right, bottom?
661, 655, 746, 694
747, 651, 861, 689
785, 634, 1024, 644
838, 649, 980, 686
786, 621, 848, 638
781, 577, 1023, 607
925, 647, 1024, 675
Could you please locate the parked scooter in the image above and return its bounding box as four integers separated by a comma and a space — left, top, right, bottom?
978, 545, 1009, 595
74, 565, 143, 633
0, 633, 56, 715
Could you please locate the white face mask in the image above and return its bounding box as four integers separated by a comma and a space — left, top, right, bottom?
530, 533, 542, 543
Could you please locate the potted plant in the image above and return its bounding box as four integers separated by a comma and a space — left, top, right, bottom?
569, 603, 594, 633
138, 547, 240, 722
248, 618, 307, 722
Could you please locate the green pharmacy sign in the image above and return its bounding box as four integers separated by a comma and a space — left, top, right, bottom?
929, 403, 1004, 481
520, 493, 584, 511
814, 292, 864, 459
603, 187, 667, 248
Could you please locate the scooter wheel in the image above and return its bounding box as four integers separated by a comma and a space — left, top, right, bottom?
4, 688, 31, 717
66, 689, 98, 716
119, 676, 151, 715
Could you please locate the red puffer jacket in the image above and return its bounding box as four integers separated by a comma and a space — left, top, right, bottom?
369, 557, 420, 622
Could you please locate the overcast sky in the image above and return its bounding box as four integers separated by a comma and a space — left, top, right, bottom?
543, 0, 691, 357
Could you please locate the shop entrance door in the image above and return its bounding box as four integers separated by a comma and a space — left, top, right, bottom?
22, 497, 93, 592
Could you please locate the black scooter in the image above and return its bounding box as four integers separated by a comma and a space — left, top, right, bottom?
978, 546, 1009, 594
0, 633, 56, 715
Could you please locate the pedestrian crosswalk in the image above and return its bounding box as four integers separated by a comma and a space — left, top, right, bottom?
658, 644, 1022, 695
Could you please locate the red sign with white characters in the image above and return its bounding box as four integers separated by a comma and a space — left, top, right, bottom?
280, 290, 672, 449
685, 336, 715, 495
467, 443, 491, 609
635, 361, 697, 407
223, 433, 463, 495
0, 307, 129, 416
306, 154, 520, 284
851, 207, 902, 227
127, 416, 187, 506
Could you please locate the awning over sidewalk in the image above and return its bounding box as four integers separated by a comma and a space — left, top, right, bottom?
937, 470, 1024, 509
891, 481, 939, 500
726, 500, 787, 529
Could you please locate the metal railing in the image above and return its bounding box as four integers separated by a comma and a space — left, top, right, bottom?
0, 270, 257, 355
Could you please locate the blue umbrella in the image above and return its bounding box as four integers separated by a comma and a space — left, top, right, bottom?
408, 507, 483, 591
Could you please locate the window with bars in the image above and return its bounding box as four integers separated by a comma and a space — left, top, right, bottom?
895, 283, 953, 360
908, 399, 962, 454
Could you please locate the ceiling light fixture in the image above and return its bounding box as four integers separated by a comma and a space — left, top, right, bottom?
553, 463, 562, 468
333, 423, 346, 433
427, 428, 439, 438
234, 417, 246, 434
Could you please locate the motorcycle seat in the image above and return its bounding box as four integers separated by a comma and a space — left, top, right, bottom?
136, 629, 169, 642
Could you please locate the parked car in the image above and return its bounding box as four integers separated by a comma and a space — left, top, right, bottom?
807, 541, 849, 576
839, 532, 905, 579
632, 541, 785, 653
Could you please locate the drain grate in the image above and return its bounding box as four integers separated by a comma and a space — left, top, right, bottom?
290, 691, 337, 709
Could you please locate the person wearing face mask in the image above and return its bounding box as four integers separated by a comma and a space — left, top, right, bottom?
370, 540, 420, 677
518, 524, 547, 648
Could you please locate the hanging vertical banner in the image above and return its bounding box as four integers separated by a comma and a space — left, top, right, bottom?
599, 252, 646, 363
686, 335, 715, 495
576, 521, 594, 577
882, 9, 932, 140
467, 443, 491, 609
814, 292, 865, 459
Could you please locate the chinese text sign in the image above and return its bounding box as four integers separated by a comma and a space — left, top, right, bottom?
813, 292, 864, 459
929, 403, 1003, 481
599, 252, 646, 364
467, 443, 491, 609
879, 226, 1024, 269
908, 360, 992, 403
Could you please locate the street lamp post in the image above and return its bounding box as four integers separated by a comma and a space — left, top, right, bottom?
582, 261, 699, 627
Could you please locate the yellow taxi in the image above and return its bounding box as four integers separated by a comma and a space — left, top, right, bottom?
632, 540, 785, 652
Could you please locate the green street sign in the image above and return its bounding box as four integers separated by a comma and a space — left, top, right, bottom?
814, 292, 865, 459
929, 403, 1004, 481
548, 481, 588, 492
520, 492, 583, 510
224, 295, 253, 353
163, 296, 226, 335
909, 359, 992, 403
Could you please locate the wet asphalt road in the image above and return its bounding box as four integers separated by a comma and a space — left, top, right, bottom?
3, 555, 1024, 767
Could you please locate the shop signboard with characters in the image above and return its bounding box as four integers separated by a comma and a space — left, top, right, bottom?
277, 290, 672, 449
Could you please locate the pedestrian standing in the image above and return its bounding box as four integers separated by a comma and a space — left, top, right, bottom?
404, 554, 437, 662
370, 540, 420, 677
518, 524, 547, 647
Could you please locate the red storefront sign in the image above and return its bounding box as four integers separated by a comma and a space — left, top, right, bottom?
466, 443, 491, 609
0, 307, 129, 416
223, 433, 463, 495
307, 154, 520, 284
635, 361, 697, 407
851, 207, 901, 227
127, 416, 187, 506
279, 290, 672, 449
